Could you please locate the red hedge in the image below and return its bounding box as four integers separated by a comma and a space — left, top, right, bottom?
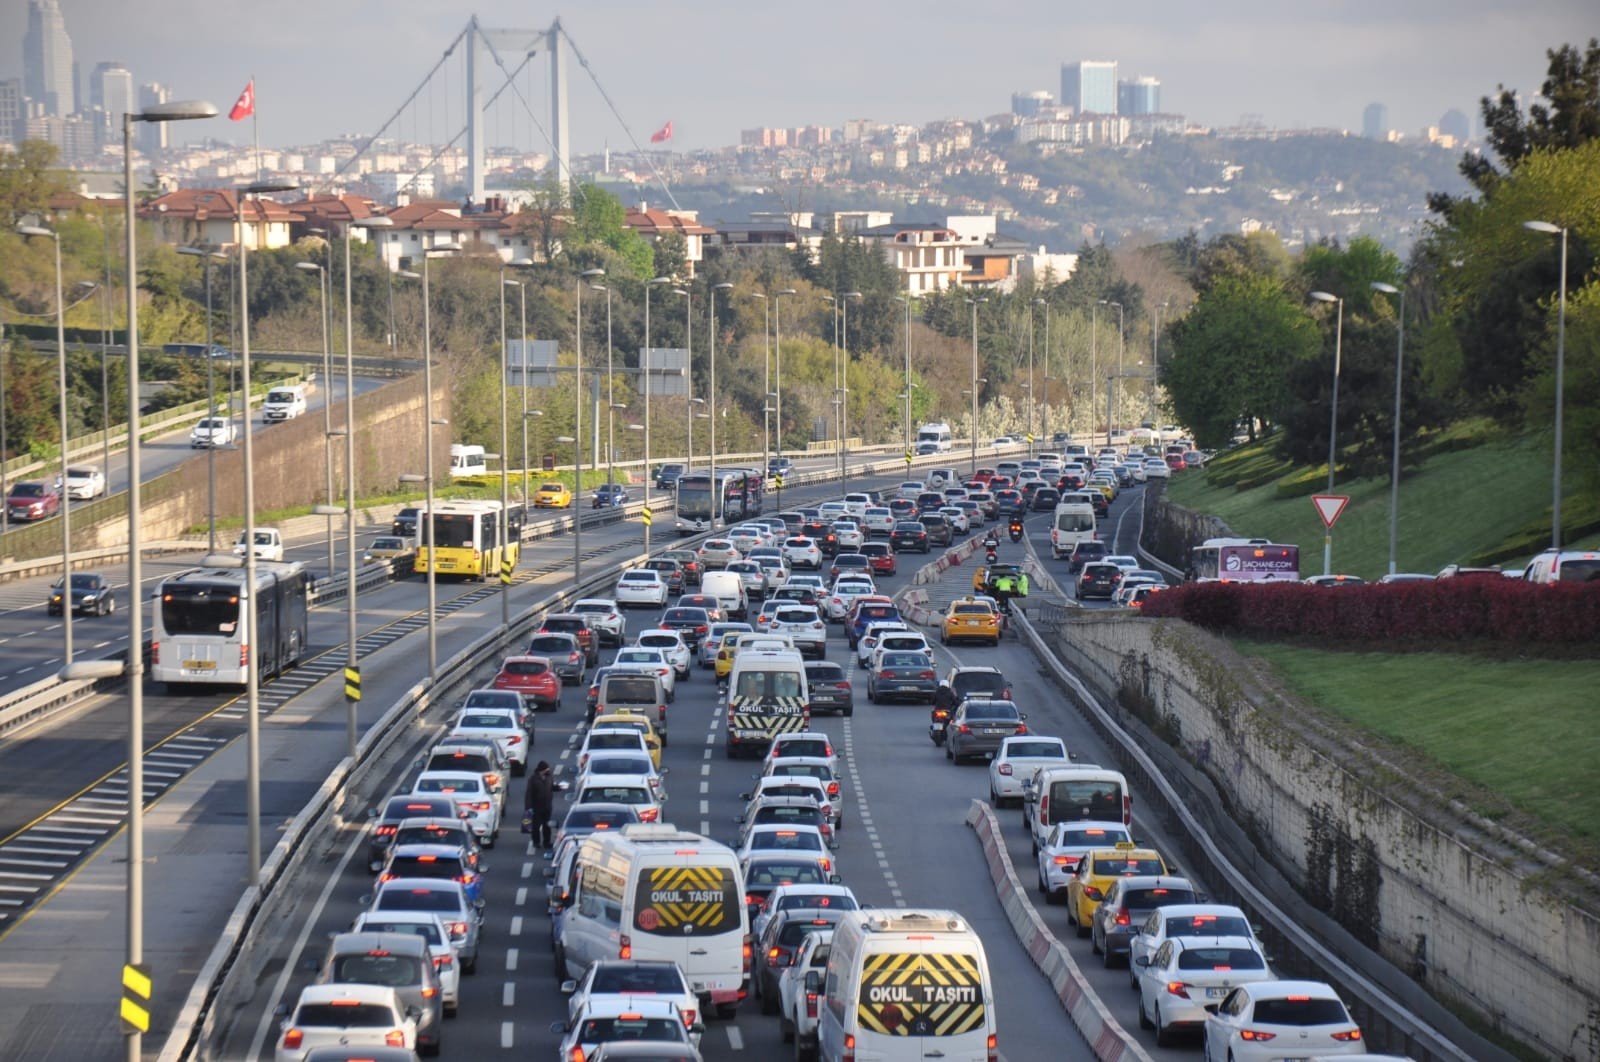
1139, 579, 1600, 649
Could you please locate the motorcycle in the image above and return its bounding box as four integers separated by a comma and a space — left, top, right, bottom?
929, 705, 952, 746
985, 548, 998, 565
1008, 521, 1023, 542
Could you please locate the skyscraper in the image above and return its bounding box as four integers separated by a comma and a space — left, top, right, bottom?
91, 62, 134, 146
23, 0, 76, 117
1362, 102, 1389, 139
1117, 76, 1161, 116
0, 79, 22, 144
1439, 108, 1471, 144
1061, 61, 1118, 115
1011, 90, 1055, 118
139, 81, 171, 157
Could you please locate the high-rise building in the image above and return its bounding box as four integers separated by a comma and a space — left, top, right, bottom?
23, 0, 76, 117
1439, 108, 1470, 144
90, 62, 134, 147
0, 79, 22, 144
1362, 102, 1389, 139
1117, 76, 1161, 116
138, 81, 170, 157
1011, 90, 1055, 118
1060, 61, 1118, 115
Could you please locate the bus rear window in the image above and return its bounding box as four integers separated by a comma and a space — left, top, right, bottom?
632, 866, 739, 936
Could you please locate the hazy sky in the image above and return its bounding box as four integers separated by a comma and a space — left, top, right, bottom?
6, 1, 1594, 155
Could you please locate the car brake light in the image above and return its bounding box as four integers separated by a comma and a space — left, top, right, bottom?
988, 1032, 998, 1062
958, 724, 972, 734
1239, 1029, 1277, 1041
568, 1047, 586, 1062
1331, 1029, 1363, 1042
843, 1033, 856, 1062
485, 773, 501, 788
434, 954, 452, 968
281, 1029, 303, 1049
805, 990, 818, 1019
767, 946, 782, 966
682, 1008, 697, 1028
639, 807, 659, 822
1115, 910, 1130, 926
826, 781, 839, 797
618, 933, 632, 960
1016, 723, 1028, 734
448, 921, 468, 936
467, 801, 490, 811
375, 824, 397, 836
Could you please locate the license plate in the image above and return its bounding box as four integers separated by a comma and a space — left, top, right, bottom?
183, 660, 216, 670
966, 620, 980, 626
1206, 987, 1227, 998
984, 727, 1006, 735
897, 684, 918, 691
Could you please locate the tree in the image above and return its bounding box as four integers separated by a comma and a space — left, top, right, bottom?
0, 141, 66, 227
1432, 38, 1600, 214
568, 184, 653, 278
1161, 274, 1319, 448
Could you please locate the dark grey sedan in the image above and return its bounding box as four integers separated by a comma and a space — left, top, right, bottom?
48, 572, 115, 617
944, 698, 1029, 764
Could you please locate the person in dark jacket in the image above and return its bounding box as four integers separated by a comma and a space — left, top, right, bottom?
525, 760, 555, 848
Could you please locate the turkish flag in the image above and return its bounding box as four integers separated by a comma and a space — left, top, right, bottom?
650, 120, 672, 144
229, 80, 255, 122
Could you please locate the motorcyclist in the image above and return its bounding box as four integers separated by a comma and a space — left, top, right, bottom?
992, 571, 1017, 614
1008, 519, 1023, 542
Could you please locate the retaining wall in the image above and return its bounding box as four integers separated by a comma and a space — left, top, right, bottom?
1052, 613, 1600, 1060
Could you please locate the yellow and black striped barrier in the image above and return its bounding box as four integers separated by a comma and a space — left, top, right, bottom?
500, 557, 514, 585
121, 962, 152, 1035
641, 506, 653, 527
344, 665, 361, 702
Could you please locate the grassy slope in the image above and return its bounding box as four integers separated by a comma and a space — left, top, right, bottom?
1166, 426, 1600, 870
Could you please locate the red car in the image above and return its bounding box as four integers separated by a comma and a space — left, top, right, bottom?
492, 655, 562, 711
988, 476, 1013, 491
971, 468, 997, 485
861, 543, 897, 576
6, 480, 61, 522
1164, 453, 1186, 472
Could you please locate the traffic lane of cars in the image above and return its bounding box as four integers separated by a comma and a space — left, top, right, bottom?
1032, 482, 1150, 611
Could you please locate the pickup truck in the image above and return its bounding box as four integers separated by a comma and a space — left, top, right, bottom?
781, 927, 832, 1059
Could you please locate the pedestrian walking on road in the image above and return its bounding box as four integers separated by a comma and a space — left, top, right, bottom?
525, 760, 555, 850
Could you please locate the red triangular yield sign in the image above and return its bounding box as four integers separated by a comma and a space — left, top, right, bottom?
1312, 494, 1350, 528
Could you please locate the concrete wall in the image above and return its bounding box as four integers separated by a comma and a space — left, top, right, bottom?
1052, 614, 1600, 1061
66, 373, 449, 547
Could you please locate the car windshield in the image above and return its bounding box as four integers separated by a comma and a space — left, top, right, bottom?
501, 659, 549, 676
576, 1016, 686, 1043
415, 777, 482, 794
881, 653, 928, 668
564, 807, 639, 830
807, 664, 845, 681
294, 1002, 398, 1027
750, 830, 823, 852
963, 703, 1017, 720
359, 920, 444, 947
331, 953, 425, 988
1005, 741, 1064, 759
585, 756, 653, 775
386, 853, 464, 879
1091, 855, 1164, 875
620, 572, 657, 583
1250, 996, 1351, 1026
1175, 947, 1265, 971
528, 636, 575, 652
1167, 913, 1251, 937
586, 732, 646, 750
615, 651, 662, 665
590, 964, 687, 994
579, 787, 650, 804
747, 862, 827, 887
376, 888, 461, 913
1123, 887, 1197, 909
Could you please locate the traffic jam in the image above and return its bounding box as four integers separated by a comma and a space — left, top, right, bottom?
263, 458, 1380, 1062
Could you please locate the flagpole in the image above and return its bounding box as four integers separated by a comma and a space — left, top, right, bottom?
251, 74, 261, 183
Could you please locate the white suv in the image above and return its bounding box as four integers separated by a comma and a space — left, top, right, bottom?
769, 604, 827, 659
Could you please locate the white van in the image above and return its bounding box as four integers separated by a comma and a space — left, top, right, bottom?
555, 824, 750, 1019
1521, 549, 1600, 584
818, 909, 996, 1062
262, 383, 307, 422
1049, 499, 1098, 559
701, 571, 749, 620
916, 423, 953, 454
725, 648, 809, 758
449, 443, 488, 480
1022, 765, 1132, 850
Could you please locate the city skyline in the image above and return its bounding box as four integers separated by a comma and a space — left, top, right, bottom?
0, 1, 1592, 156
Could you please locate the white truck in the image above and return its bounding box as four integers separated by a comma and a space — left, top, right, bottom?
262, 383, 307, 421
781, 927, 833, 1060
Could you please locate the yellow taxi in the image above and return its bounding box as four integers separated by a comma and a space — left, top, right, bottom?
534, 481, 573, 509
941, 597, 1001, 647
1088, 480, 1116, 502
1065, 841, 1170, 937
591, 709, 664, 768
714, 632, 746, 682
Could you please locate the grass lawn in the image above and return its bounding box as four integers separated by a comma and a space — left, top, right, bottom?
1236, 639, 1600, 864
1167, 427, 1599, 580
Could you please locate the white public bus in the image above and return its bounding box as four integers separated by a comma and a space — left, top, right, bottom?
151, 561, 310, 689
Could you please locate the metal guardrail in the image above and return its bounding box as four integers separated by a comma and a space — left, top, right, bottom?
1011, 609, 1502, 1062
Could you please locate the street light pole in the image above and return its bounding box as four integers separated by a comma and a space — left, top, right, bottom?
1309, 290, 1344, 577
499, 270, 518, 634
178, 246, 225, 552
966, 297, 985, 474
709, 282, 731, 524
1106, 300, 1124, 446
896, 295, 915, 461
1523, 220, 1568, 549
590, 282, 614, 487
774, 289, 797, 458
676, 286, 692, 466
750, 292, 770, 467
18, 224, 73, 664
103, 96, 217, 1062
1371, 282, 1405, 575
1027, 296, 1035, 452
1034, 298, 1049, 444
295, 259, 335, 577
643, 275, 671, 554
576, 268, 605, 580
1092, 301, 1101, 444
1152, 299, 1170, 428
841, 291, 861, 473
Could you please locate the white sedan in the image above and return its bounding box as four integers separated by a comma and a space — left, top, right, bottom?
862, 507, 896, 536
410, 771, 501, 846
987, 735, 1069, 807
612, 646, 678, 698
728, 525, 769, 553
1137, 936, 1274, 1047
1201, 980, 1365, 1061
614, 569, 669, 607
831, 521, 864, 551
1035, 821, 1132, 902
938, 506, 970, 534
571, 598, 626, 645
782, 537, 823, 570
56, 465, 107, 500
634, 629, 692, 680
826, 579, 878, 621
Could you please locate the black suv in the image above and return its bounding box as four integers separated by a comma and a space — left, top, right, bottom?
392, 506, 421, 536
659, 606, 712, 650
933, 665, 1012, 710
918, 513, 953, 547
1031, 487, 1061, 511
890, 522, 929, 553
1068, 540, 1108, 573
804, 661, 854, 716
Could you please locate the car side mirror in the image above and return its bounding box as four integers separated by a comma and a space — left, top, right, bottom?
554, 780, 571, 792
542, 867, 556, 881
560, 979, 577, 994
365, 807, 378, 819
356, 894, 371, 906
474, 898, 487, 910
829, 873, 842, 884
549, 1021, 568, 1034
738, 793, 751, 801
405, 1005, 422, 1021
273, 1003, 290, 1019
1135, 956, 1150, 967
805, 970, 822, 992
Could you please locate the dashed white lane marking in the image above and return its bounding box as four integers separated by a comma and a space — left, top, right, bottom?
505, 947, 518, 971
520, 862, 533, 879
501, 1021, 514, 1048
515, 887, 528, 906
509, 915, 523, 937
727, 1025, 745, 1050
503, 982, 515, 1007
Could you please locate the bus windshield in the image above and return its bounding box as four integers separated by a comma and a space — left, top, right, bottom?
432, 512, 486, 549
160, 583, 241, 635
678, 484, 714, 519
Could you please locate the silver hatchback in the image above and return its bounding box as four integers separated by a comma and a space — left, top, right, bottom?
943, 698, 1029, 764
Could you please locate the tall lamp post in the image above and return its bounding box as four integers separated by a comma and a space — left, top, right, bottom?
773, 288, 797, 457
1026, 296, 1036, 452
750, 292, 771, 465
895, 295, 917, 462
592, 281, 614, 487
840, 291, 862, 473
294, 259, 336, 577
499, 270, 521, 633
674, 286, 692, 465
708, 282, 732, 522
965, 297, 986, 474
235, 178, 299, 888
1523, 220, 1569, 549
1151, 299, 1170, 428
1309, 290, 1344, 577
73, 95, 217, 1062
17, 223, 76, 665
1091, 301, 1102, 444
1104, 299, 1124, 445
177, 245, 227, 552
1370, 282, 1406, 575
642, 275, 671, 554
1034, 298, 1050, 443
575, 268, 605, 580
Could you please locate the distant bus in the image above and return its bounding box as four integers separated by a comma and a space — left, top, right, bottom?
415, 500, 521, 580
1188, 538, 1300, 583
151, 561, 310, 688
675, 468, 765, 533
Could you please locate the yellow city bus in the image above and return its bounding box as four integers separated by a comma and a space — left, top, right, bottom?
414, 500, 521, 580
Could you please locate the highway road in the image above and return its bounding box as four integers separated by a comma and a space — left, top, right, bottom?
209, 480, 1205, 1062
0, 370, 386, 546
